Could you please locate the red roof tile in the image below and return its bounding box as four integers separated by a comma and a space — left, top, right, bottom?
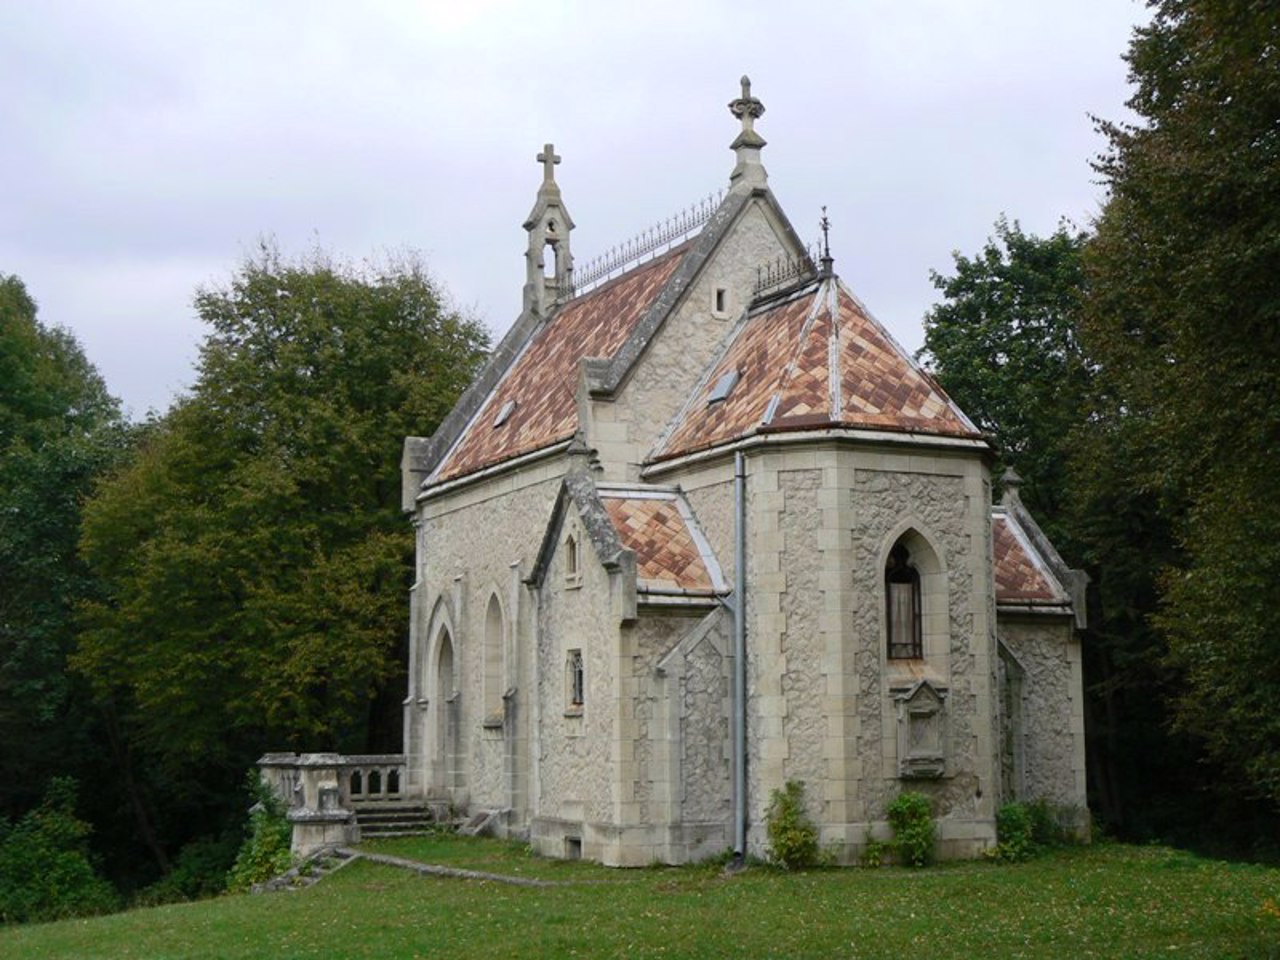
655, 279, 980, 460
434, 246, 687, 482
601, 492, 720, 593
992, 515, 1062, 604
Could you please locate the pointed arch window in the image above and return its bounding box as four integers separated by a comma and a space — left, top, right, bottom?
482, 594, 504, 728
886, 541, 923, 659
565, 533, 581, 587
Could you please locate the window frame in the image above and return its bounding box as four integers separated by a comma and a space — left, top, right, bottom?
885, 542, 923, 660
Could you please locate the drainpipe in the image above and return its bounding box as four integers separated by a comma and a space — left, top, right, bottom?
733, 450, 747, 858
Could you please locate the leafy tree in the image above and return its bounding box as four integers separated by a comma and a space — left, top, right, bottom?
73, 245, 487, 871
1084, 0, 1280, 805
918, 218, 1089, 543
0, 276, 127, 820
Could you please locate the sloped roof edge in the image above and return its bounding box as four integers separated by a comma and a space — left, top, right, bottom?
996, 493, 1089, 628
415, 305, 546, 480
526, 472, 633, 590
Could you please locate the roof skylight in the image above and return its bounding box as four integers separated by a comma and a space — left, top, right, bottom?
493, 399, 516, 428
707, 369, 740, 405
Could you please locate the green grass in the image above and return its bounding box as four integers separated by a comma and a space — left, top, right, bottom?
3, 842, 1279, 958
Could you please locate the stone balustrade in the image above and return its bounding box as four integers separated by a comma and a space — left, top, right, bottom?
257, 752, 407, 857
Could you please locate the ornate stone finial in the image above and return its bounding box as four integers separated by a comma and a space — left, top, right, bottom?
819, 206, 834, 277
728, 75, 766, 140
1001, 466, 1023, 506
537, 143, 561, 184
727, 75, 768, 189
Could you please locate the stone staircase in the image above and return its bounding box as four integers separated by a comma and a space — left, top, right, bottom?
253, 847, 358, 892
354, 801, 449, 839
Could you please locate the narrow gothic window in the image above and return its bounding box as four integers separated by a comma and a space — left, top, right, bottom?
886, 542, 922, 659
566, 648, 584, 709
565, 534, 580, 582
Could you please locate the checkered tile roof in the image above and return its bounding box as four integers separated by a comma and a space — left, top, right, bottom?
601, 493, 717, 593
992, 514, 1063, 604
655, 279, 980, 460
435, 246, 687, 482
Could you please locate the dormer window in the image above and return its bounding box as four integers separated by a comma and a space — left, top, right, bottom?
493, 399, 516, 428
886, 542, 922, 659
707, 369, 740, 405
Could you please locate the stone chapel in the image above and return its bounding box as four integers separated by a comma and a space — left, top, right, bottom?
398, 79, 1088, 865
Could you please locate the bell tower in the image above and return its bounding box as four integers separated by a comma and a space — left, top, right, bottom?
523, 143, 575, 317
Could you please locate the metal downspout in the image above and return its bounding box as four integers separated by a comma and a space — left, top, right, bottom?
733, 450, 747, 857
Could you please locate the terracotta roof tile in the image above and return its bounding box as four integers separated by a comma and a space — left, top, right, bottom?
992, 515, 1061, 604
655, 279, 980, 461
435, 247, 687, 482
601, 492, 719, 593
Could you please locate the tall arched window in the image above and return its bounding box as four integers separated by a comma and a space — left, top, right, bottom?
886, 541, 922, 659
483, 594, 504, 725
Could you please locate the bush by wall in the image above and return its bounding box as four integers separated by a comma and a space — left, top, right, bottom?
887, 791, 936, 867
224, 774, 292, 893
765, 780, 824, 869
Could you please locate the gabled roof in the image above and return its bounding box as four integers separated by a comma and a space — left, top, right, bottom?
992, 512, 1066, 605
599, 485, 727, 596
432, 245, 689, 483
652, 276, 982, 462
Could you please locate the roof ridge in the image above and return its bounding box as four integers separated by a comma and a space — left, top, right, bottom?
570, 190, 724, 296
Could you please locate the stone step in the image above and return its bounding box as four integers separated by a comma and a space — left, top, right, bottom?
354, 802, 442, 839
254, 846, 358, 893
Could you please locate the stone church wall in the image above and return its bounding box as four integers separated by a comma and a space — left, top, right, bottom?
849, 452, 998, 855
529, 510, 619, 859
997, 615, 1087, 823
408, 460, 565, 811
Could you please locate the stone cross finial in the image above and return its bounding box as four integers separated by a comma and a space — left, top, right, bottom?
727, 75, 767, 188
537, 143, 561, 183
728, 74, 766, 136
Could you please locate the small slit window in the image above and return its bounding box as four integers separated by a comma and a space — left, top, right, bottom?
566, 648, 584, 710
708, 369, 740, 405
565, 533, 581, 586
493, 399, 516, 428
714, 287, 727, 313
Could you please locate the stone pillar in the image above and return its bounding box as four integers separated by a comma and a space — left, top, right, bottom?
287, 753, 357, 858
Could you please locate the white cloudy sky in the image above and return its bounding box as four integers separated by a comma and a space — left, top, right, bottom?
1, 1, 1148, 418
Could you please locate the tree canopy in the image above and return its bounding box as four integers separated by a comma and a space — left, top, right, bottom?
0, 276, 126, 820
73, 247, 488, 849
918, 218, 1090, 544
1084, 0, 1280, 803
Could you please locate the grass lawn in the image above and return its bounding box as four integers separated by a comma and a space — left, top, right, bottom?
3, 840, 1279, 959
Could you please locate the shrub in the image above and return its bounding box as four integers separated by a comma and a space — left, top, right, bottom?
765, 780, 823, 869
225, 773, 293, 893
134, 833, 241, 906
0, 778, 119, 924
887, 791, 935, 867
859, 838, 887, 868
995, 801, 1037, 862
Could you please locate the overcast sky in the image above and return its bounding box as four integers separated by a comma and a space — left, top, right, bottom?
2, 1, 1149, 419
